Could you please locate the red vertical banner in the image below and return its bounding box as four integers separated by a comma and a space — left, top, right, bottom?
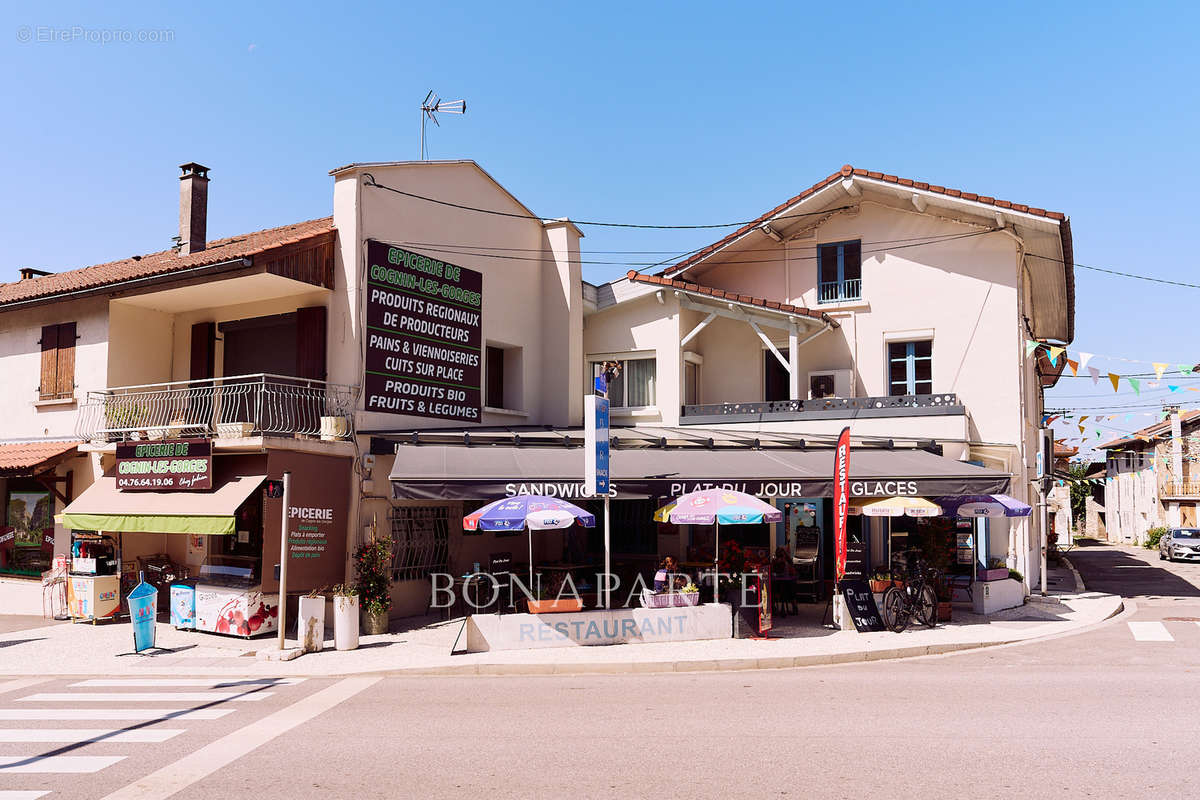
833, 426, 851, 585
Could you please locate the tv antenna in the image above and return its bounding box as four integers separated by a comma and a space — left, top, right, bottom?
420, 90, 467, 160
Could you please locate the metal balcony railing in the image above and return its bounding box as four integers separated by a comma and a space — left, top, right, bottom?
682, 393, 961, 420
75, 373, 358, 443
817, 278, 862, 303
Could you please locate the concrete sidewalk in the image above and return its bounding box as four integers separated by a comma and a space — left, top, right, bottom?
0, 562, 1121, 677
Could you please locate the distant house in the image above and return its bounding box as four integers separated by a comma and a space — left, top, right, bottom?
1099, 410, 1200, 544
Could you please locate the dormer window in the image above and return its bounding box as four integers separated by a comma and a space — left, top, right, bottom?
817, 240, 862, 303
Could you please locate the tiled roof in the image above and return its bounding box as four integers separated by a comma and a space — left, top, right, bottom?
624, 271, 839, 327
0, 440, 80, 475
1098, 410, 1200, 450
662, 164, 1070, 278
0, 217, 334, 307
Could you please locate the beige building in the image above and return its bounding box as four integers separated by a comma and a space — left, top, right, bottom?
0, 160, 1072, 620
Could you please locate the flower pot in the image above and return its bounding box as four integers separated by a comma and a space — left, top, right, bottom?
333, 594, 359, 650
641, 590, 701, 608
978, 568, 1009, 582
320, 415, 350, 441
526, 598, 584, 614
869, 579, 891, 593
298, 595, 326, 653
217, 421, 254, 439
361, 605, 389, 635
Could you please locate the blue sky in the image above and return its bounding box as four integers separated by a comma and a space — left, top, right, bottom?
3, 2, 1198, 454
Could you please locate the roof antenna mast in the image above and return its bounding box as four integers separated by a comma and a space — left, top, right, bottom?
420, 90, 467, 160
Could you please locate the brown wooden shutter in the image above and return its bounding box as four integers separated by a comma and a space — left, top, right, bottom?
55, 322, 76, 399
296, 306, 327, 381
190, 322, 215, 380
39, 324, 59, 400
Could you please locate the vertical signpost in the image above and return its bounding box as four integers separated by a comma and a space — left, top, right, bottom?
585, 374, 611, 608
276, 471, 292, 652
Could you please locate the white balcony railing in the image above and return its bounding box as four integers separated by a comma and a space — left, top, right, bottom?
75, 374, 358, 443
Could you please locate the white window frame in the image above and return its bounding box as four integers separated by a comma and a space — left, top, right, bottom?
588, 352, 658, 412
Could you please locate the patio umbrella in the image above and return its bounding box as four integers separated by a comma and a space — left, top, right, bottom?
658, 489, 782, 603
849, 496, 942, 517
463, 496, 596, 587
935, 494, 1032, 518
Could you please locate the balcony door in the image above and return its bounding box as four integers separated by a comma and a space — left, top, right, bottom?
764, 349, 790, 402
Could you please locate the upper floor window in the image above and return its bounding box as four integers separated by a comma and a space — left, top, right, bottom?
817, 240, 862, 304
592, 358, 656, 408
887, 340, 932, 396
39, 322, 77, 401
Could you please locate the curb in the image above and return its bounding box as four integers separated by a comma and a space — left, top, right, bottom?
1060, 554, 1086, 592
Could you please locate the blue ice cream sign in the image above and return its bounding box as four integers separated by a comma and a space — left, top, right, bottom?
127, 574, 159, 653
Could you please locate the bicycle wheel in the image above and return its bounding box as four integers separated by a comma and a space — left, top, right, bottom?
882, 586, 908, 633
915, 584, 938, 628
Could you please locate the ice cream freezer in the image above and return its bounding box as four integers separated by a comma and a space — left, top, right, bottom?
176, 556, 278, 637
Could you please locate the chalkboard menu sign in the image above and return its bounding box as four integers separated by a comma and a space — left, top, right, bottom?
363, 241, 483, 422
839, 579, 885, 632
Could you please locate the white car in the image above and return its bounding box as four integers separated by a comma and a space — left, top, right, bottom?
1159, 528, 1200, 562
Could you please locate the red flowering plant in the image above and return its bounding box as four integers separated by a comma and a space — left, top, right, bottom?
353, 537, 393, 616
716, 539, 746, 592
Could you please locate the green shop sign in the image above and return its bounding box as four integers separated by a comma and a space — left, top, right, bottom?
115, 439, 213, 491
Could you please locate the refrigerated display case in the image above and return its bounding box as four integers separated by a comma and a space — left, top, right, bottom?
192, 555, 278, 637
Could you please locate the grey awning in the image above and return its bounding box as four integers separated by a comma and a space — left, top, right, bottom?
387, 443, 1010, 501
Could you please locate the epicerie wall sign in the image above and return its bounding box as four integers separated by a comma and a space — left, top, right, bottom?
115, 440, 212, 491
363, 240, 483, 422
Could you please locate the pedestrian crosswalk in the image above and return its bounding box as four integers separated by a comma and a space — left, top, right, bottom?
1126, 620, 1200, 642
0, 676, 305, 797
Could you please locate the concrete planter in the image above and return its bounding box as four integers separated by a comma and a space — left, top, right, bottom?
978, 568, 1010, 582
333, 594, 359, 650
362, 606, 389, 635
298, 595, 325, 653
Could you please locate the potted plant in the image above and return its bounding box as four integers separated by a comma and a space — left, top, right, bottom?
331, 583, 359, 651
354, 536, 392, 635
869, 569, 892, 594
297, 589, 326, 653
979, 557, 1009, 582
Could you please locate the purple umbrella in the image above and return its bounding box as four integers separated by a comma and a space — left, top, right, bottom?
463, 496, 596, 587
935, 494, 1032, 519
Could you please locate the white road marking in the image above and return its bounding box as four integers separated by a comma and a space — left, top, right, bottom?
100, 676, 381, 800
0, 708, 233, 721
0, 728, 185, 743
0, 755, 125, 773
0, 792, 51, 799
0, 679, 52, 697
19, 692, 273, 703
71, 678, 304, 688
1128, 621, 1174, 641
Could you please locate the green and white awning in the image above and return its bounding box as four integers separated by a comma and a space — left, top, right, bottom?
60, 472, 265, 536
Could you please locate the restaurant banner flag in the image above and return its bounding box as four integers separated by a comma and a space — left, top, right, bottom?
833, 426, 850, 584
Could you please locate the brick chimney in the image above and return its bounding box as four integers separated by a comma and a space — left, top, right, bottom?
178, 162, 210, 255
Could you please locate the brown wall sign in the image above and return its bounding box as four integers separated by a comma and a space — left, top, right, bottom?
115, 440, 212, 491
362, 240, 483, 422
260, 450, 351, 593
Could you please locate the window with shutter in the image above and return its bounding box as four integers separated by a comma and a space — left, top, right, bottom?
39, 322, 76, 401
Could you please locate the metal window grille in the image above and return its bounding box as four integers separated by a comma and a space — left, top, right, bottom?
389, 506, 450, 581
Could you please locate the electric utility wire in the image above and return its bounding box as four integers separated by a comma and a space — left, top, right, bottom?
397, 230, 984, 256
362, 174, 854, 230
391, 229, 998, 268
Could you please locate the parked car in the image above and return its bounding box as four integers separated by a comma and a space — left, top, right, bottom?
1159, 528, 1200, 562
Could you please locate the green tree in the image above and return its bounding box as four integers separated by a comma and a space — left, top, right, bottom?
1067, 462, 1091, 526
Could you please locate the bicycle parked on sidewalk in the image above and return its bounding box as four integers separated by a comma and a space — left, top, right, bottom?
881, 550, 938, 633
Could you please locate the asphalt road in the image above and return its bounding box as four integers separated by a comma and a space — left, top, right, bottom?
2, 540, 1196, 800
